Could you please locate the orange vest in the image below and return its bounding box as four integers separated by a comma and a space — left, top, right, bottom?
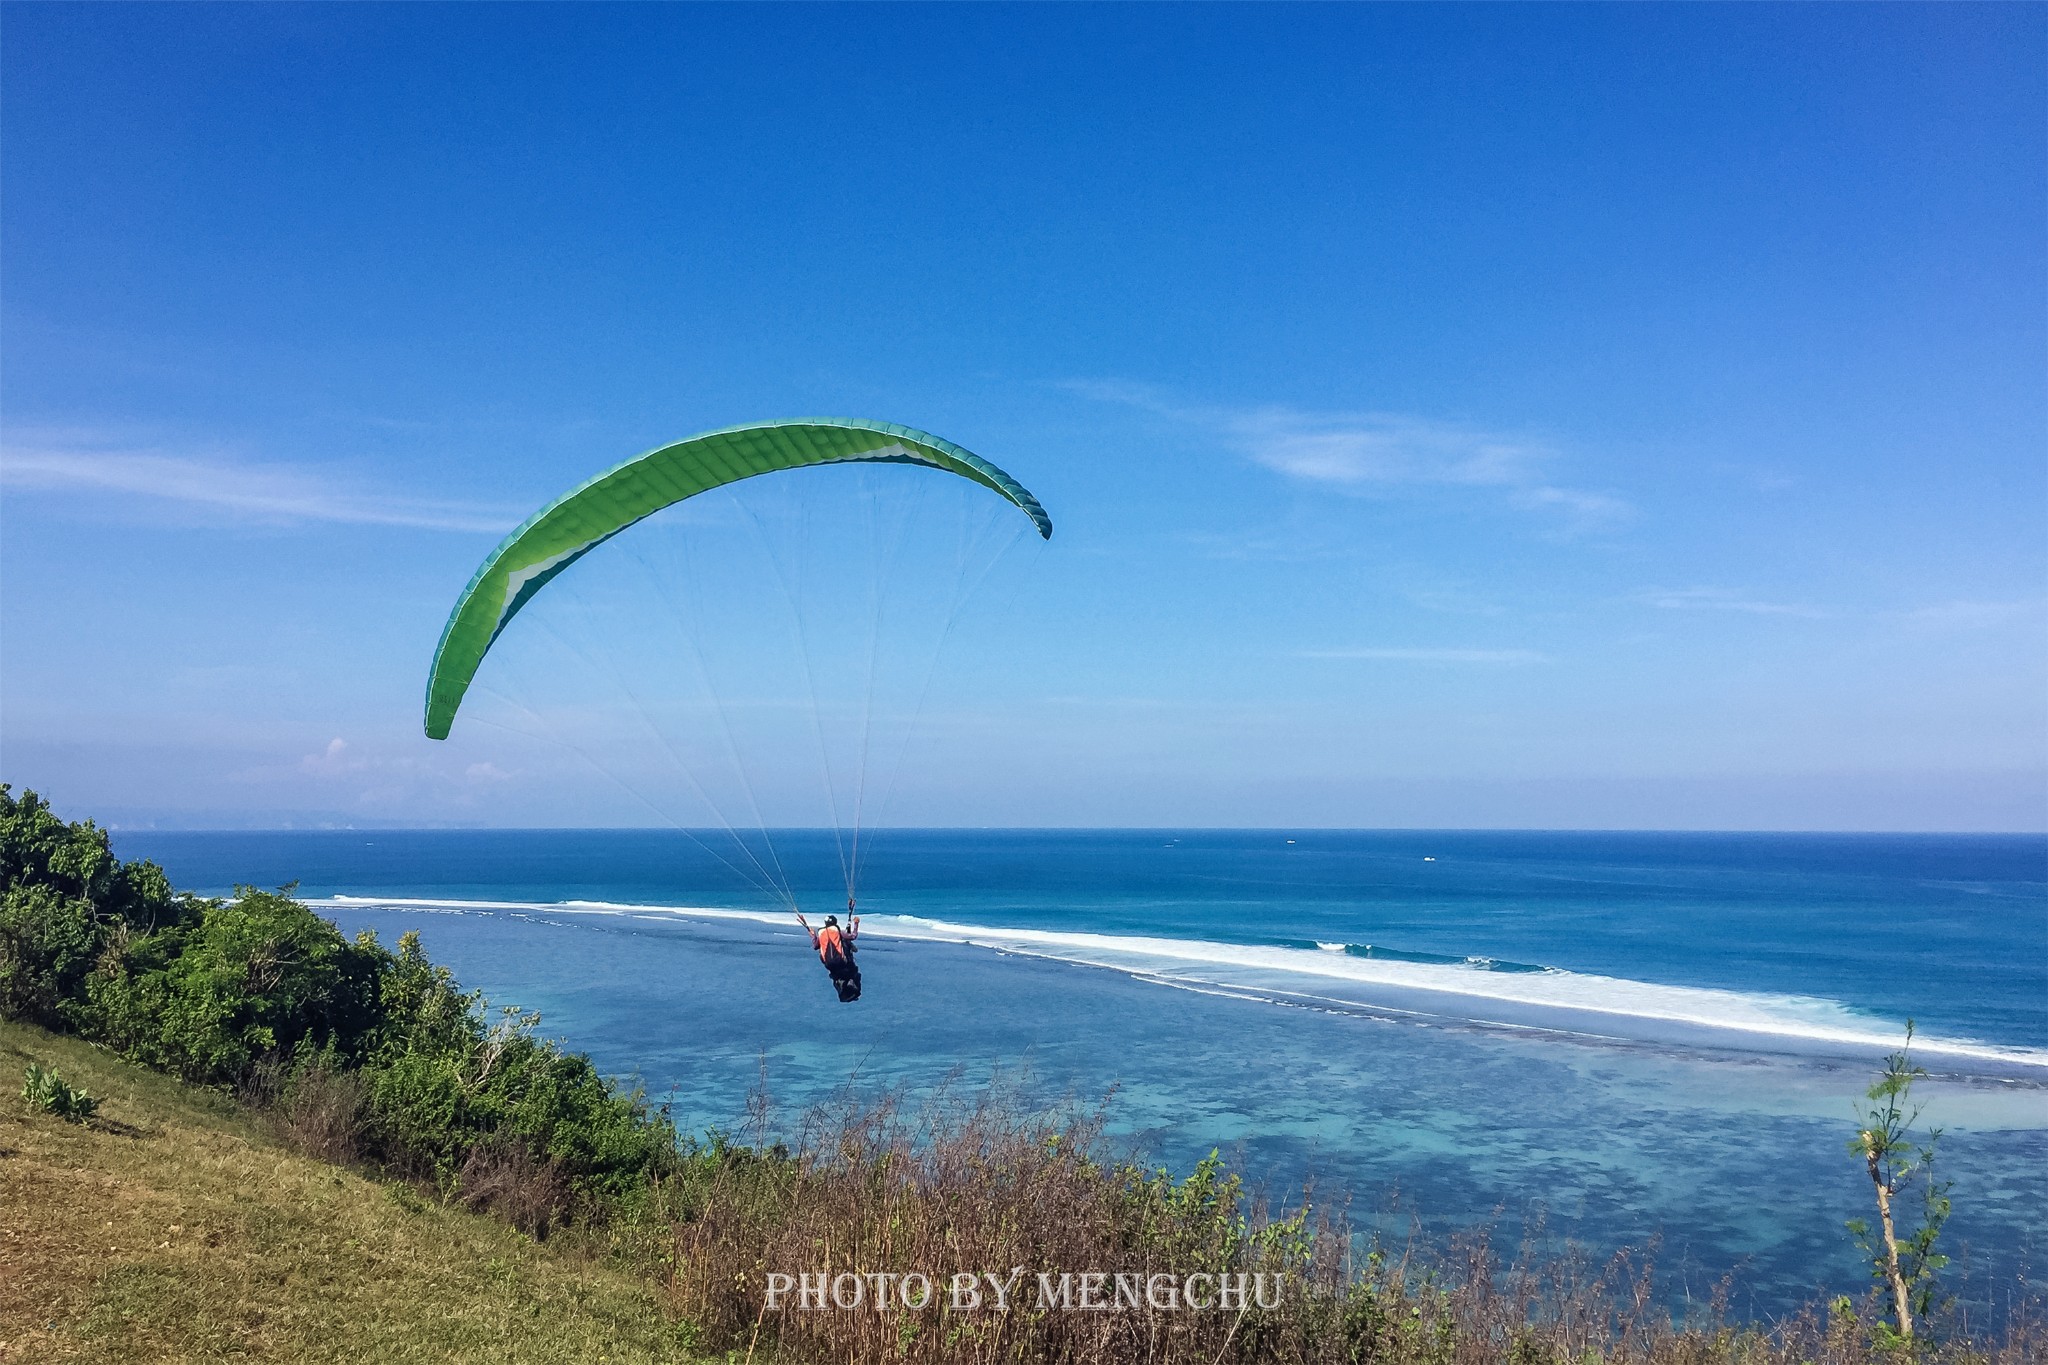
816, 926, 849, 962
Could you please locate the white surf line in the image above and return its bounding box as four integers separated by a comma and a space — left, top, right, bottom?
310, 896, 2048, 1071
880, 915, 2048, 1069
318, 893, 793, 929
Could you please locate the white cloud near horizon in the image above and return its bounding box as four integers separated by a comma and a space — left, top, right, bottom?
225, 737, 521, 813
1, 441, 518, 533
1067, 380, 1631, 532
1300, 647, 1548, 664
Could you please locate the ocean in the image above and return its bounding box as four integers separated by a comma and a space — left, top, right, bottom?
112, 827, 2048, 1319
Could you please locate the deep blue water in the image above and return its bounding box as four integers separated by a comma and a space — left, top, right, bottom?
115, 828, 2048, 1319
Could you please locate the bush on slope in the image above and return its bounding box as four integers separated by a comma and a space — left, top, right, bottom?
0, 785, 676, 1226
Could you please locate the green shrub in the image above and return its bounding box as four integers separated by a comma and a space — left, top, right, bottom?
362, 999, 677, 1200
80, 886, 388, 1085
370, 929, 481, 1059
0, 785, 188, 933
0, 787, 710, 1226
22, 1060, 98, 1123
0, 786, 196, 1027
0, 884, 100, 1025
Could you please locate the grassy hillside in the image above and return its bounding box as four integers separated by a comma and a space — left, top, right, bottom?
0, 1022, 701, 1365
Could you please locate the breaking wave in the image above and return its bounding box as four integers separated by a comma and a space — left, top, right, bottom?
313, 895, 2048, 1077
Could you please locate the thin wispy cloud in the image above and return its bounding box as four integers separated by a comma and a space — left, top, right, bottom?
2, 441, 518, 533
1403, 586, 1508, 617
1508, 483, 1633, 523
1066, 380, 1631, 532
1300, 647, 1548, 664
1640, 587, 1824, 618
1231, 409, 1535, 487
1639, 592, 2038, 630
1898, 599, 2039, 631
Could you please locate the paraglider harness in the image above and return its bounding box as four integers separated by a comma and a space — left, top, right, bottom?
797, 903, 862, 1003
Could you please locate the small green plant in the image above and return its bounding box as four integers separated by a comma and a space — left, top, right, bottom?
22, 1060, 98, 1123
1847, 1021, 1950, 1340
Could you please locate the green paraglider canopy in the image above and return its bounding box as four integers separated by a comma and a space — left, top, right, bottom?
423, 418, 1051, 740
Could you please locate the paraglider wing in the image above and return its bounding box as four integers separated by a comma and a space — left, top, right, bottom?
423, 418, 1052, 740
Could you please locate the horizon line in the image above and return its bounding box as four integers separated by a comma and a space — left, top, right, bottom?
103, 824, 2048, 838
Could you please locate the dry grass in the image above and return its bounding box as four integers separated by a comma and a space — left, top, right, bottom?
0, 1022, 703, 1365
643, 1083, 2044, 1365
662, 1087, 1228, 1363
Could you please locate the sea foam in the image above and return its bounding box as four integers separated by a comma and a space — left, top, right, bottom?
310, 895, 2048, 1075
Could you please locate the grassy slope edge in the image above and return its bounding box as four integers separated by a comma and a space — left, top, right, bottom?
0, 1022, 703, 1365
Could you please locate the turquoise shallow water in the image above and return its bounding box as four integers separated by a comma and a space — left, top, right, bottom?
116, 828, 2048, 1318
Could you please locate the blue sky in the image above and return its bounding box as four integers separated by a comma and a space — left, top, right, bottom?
2, 3, 2042, 831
